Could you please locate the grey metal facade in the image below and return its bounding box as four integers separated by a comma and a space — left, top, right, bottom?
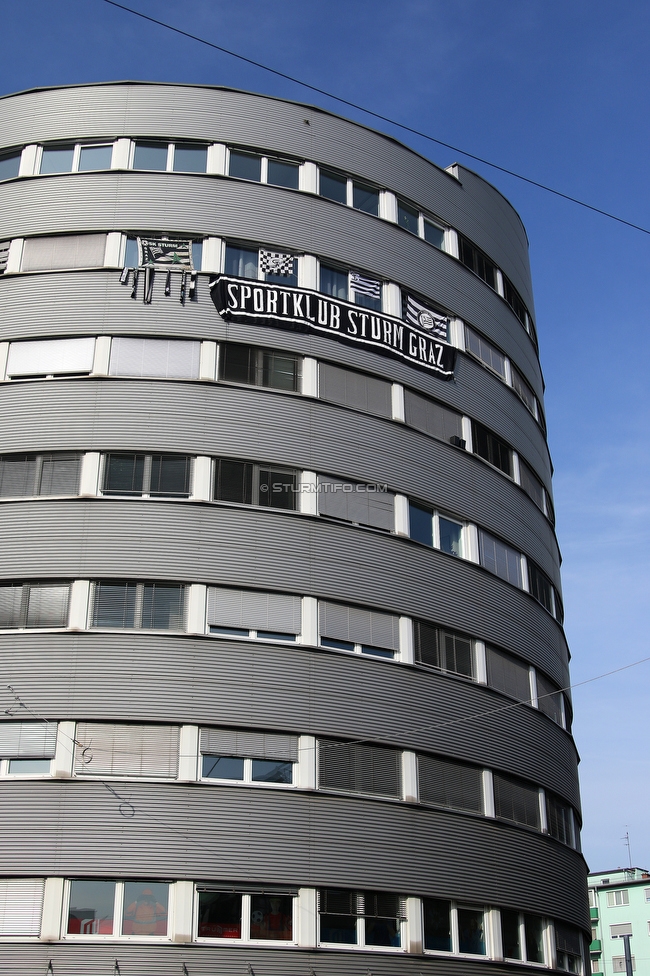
0, 83, 587, 975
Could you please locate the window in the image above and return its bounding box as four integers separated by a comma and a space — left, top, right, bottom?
493, 773, 541, 830
74, 723, 179, 778
318, 363, 392, 418
423, 898, 452, 952
0, 452, 81, 497
511, 363, 538, 416
224, 243, 297, 286
197, 888, 295, 941
458, 906, 487, 955
478, 530, 522, 587
40, 142, 114, 174
418, 754, 483, 813
404, 390, 463, 444
6, 336, 95, 378
67, 880, 169, 937
528, 561, 555, 614
207, 587, 302, 642
0, 722, 57, 776
123, 235, 203, 271
349, 271, 382, 311
319, 600, 399, 658
318, 476, 394, 531
535, 671, 565, 726
0, 582, 69, 629
228, 149, 262, 181
613, 957, 636, 973
546, 793, 575, 847
0, 240, 9, 274
132, 140, 208, 174
471, 421, 512, 476
464, 325, 507, 379
352, 182, 379, 216
607, 891, 630, 908
502, 274, 529, 328
519, 457, 550, 518
21, 234, 107, 272
318, 739, 402, 797
91, 581, 185, 631
267, 157, 299, 189
414, 620, 474, 678
397, 199, 419, 235
109, 337, 200, 379
486, 646, 531, 701
645, 889, 650, 902
213, 459, 298, 511
319, 263, 348, 300
500, 910, 545, 963
0, 879, 45, 936
423, 218, 445, 248
219, 343, 301, 392
228, 149, 299, 188
610, 922, 633, 937
319, 168, 347, 204
200, 728, 298, 785
555, 922, 583, 973
409, 503, 463, 556
319, 889, 405, 948
102, 453, 192, 498
458, 235, 497, 290
0, 150, 21, 181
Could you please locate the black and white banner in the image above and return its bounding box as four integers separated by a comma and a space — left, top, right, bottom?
404, 294, 449, 340
211, 276, 456, 379
138, 238, 193, 270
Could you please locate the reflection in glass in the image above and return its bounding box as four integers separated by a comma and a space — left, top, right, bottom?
524, 914, 545, 963
197, 890, 242, 938
202, 755, 245, 780
320, 265, 348, 300
409, 502, 433, 547
224, 245, 258, 280
251, 759, 293, 783
250, 894, 293, 940
78, 145, 113, 171
141, 584, 184, 630
458, 907, 485, 954
268, 159, 299, 189
8, 758, 50, 774
133, 141, 168, 170
353, 183, 379, 216
439, 517, 462, 557
229, 151, 261, 181
0, 151, 21, 181
122, 882, 168, 936
397, 200, 419, 234
40, 145, 74, 174
319, 169, 347, 204
67, 880, 115, 935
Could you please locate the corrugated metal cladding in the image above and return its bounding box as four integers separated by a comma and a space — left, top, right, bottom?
0, 83, 587, 971
0, 84, 532, 300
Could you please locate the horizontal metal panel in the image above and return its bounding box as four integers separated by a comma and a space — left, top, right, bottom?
0, 380, 560, 582
0, 632, 577, 803
0, 268, 546, 418
0, 501, 569, 680
0, 84, 533, 304
0, 175, 543, 394
0, 780, 588, 926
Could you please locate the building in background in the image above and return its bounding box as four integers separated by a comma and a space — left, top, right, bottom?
0, 82, 588, 974
589, 868, 650, 975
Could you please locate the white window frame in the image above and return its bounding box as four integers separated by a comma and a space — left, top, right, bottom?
318, 905, 407, 952
37, 141, 116, 175
98, 453, 194, 500
408, 503, 467, 560
607, 890, 630, 907
422, 900, 490, 958
63, 879, 173, 941
200, 754, 297, 789
226, 147, 303, 189
194, 888, 297, 945
0, 757, 52, 778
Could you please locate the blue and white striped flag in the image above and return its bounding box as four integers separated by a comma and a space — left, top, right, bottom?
405, 294, 449, 340
350, 271, 381, 300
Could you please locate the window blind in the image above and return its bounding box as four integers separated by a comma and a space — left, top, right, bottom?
207, 588, 302, 635
21, 234, 107, 272
319, 601, 399, 651
318, 363, 392, 418
0, 241, 10, 273
318, 739, 401, 797
418, 754, 483, 812
0, 455, 37, 496
464, 326, 507, 379
404, 390, 462, 442
0, 586, 23, 627
535, 672, 564, 725
317, 477, 394, 530
478, 530, 522, 587
493, 773, 541, 829
200, 728, 298, 761
109, 337, 200, 379
318, 889, 406, 918
74, 722, 179, 777
0, 879, 45, 936
25, 585, 70, 627
555, 923, 583, 953
546, 793, 573, 845
519, 459, 546, 512
39, 454, 81, 495
0, 722, 57, 759
486, 647, 531, 701
6, 337, 95, 377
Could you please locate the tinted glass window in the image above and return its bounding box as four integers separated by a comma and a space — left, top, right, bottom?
267, 158, 299, 189
458, 907, 485, 954
40, 145, 74, 174
0, 151, 21, 181
229, 151, 261, 181
220, 344, 254, 385
141, 584, 184, 630
149, 454, 191, 497
501, 909, 521, 959
67, 880, 115, 935
261, 350, 300, 391
197, 890, 242, 938
214, 459, 253, 504
224, 245, 258, 279
423, 219, 444, 248
320, 264, 348, 300
122, 882, 168, 936
132, 141, 168, 170
319, 169, 347, 204
250, 894, 293, 940
439, 517, 462, 556
397, 200, 419, 234
103, 454, 145, 494
173, 143, 207, 173
258, 466, 297, 509
78, 145, 112, 171
251, 759, 293, 783
423, 898, 451, 951
409, 503, 433, 547
353, 183, 379, 215
202, 755, 245, 779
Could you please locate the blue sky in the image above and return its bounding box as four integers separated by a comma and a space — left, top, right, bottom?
1, 0, 648, 872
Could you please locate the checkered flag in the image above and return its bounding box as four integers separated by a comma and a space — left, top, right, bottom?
350, 271, 381, 300
405, 294, 449, 340
260, 250, 295, 276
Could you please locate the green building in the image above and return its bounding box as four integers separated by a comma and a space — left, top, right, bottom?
589, 868, 650, 974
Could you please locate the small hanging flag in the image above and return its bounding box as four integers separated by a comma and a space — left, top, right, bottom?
138, 237, 193, 270
119, 267, 130, 285
259, 249, 295, 276
405, 294, 449, 340
188, 271, 197, 301
164, 270, 171, 296
143, 266, 154, 304
130, 269, 139, 300
349, 272, 381, 300
180, 271, 187, 305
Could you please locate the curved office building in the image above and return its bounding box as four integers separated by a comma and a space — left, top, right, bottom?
0, 83, 588, 974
